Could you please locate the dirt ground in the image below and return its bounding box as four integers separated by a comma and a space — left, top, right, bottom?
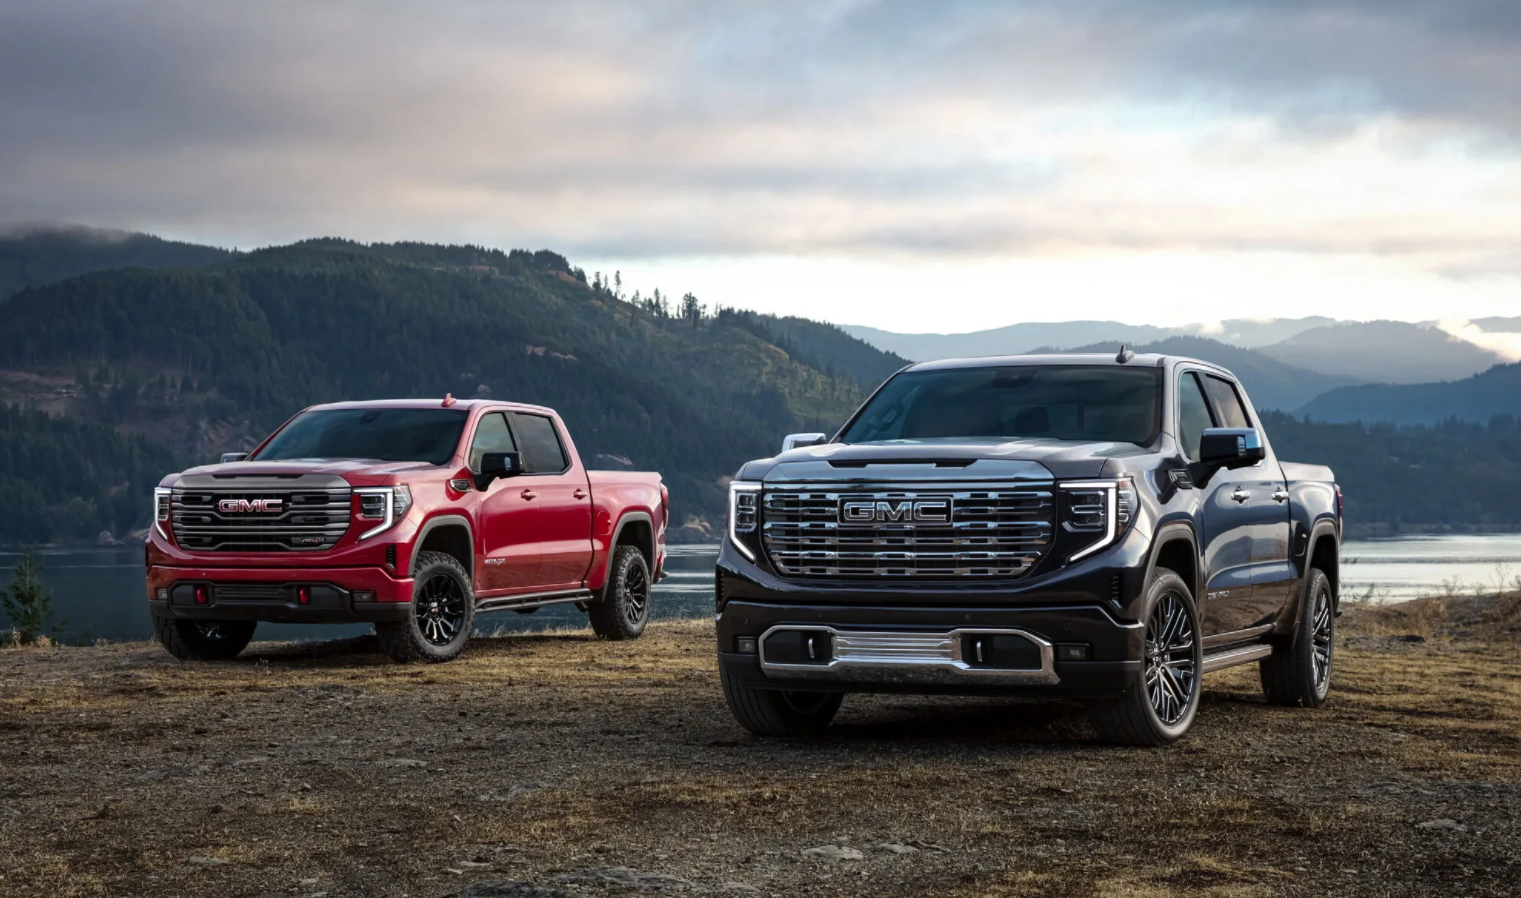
1, 595, 1517, 898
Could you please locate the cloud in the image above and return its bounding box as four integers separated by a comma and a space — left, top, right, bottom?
0, 0, 1519, 276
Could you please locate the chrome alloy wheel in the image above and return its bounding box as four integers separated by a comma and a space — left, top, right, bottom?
620, 560, 649, 627
416, 571, 468, 646
1310, 583, 1333, 690
1144, 592, 1198, 726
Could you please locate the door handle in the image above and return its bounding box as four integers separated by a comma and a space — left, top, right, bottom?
572, 488, 587, 500
1271, 489, 1289, 503
1231, 488, 1250, 503
520, 489, 538, 501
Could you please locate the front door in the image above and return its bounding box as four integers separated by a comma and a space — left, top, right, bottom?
1179, 371, 1256, 636
469, 412, 541, 592
509, 412, 594, 588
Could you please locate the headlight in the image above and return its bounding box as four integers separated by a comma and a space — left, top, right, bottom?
728, 481, 761, 561
355, 485, 412, 540
1060, 478, 1136, 562
154, 487, 172, 539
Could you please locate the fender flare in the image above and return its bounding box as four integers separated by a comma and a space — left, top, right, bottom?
599, 511, 655, 592
1287, 520, 1341, 634
411, 514, 475, 578
1144, 521, 1202, 604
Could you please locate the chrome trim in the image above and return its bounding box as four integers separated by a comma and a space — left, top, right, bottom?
1200, 643, 1274, 673
728, 481, 761, 562
1062, 480, 1118, 562
758, 625, 1059, 685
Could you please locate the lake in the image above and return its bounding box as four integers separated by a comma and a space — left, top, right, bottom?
4, 535, 1519, 644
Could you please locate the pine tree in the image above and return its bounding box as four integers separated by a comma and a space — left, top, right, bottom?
2, 549, 53, 644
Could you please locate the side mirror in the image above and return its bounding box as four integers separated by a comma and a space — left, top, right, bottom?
475, 451, 523, 490
1198, 428, 1265, 469
219, 452, 249, 464
782, 432, 827, 453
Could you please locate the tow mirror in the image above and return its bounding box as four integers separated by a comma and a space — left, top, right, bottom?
219, 452, 249, 464
1198, 428, 1265, 469
782, 432, 827, 453
475, 451, 523, 490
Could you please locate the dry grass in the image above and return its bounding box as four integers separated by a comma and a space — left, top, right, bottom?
0, 601, 1517, 898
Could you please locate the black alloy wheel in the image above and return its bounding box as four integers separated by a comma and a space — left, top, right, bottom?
1144, 591, 1199, 726
416, 571, 469, 647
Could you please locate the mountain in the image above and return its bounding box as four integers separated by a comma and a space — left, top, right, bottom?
1256, 320, 1505, 384
0, 239, 899, 544
1297, 362, 1521, 426
840, 317, 1340, 362
0, 224, 232, 300
1054, 337, 1358, 412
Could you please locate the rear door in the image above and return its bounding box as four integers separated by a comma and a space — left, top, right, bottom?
468, 411, 541, 592
1202, 374, 1296, 627
1179, 370, 1257, 636
509, 411, 594, 589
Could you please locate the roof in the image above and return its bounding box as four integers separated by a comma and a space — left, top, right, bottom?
301, 398, 556, 414
906, 352, 1235, 377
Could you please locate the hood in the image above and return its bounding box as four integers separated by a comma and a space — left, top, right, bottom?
740, 438, 1155, 483
166, 458, 444, 487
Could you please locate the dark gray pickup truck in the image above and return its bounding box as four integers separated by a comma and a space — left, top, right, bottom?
715, 350, 1341, 745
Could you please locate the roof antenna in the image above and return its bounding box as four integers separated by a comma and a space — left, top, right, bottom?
441, 393, 456, 407
1116, 343, 1135, 363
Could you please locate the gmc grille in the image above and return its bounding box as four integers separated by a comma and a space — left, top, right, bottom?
761, 485, 1054, 579
171, 488, 352, 552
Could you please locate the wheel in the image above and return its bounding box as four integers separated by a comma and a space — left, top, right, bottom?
1088, 567, 1202, 746
1260, 567, 1334, 707
153, 616, 256, 661
588, 544, 650, 640
376, 551, 475, 663
720, 663, 844, 737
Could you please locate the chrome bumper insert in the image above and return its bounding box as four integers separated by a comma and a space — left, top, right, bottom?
757, 625, 1059, 685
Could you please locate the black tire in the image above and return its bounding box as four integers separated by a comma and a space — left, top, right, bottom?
1088, 567, 1203, 746
720, 663, 844, 737
588, 544, 650, 641
153, 616, 256, 661
1260, 567, 1334, 707
376, 551, 475, 663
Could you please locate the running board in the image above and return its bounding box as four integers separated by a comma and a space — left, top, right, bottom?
475, 589, 594, 615
1201, 643, 1274, 673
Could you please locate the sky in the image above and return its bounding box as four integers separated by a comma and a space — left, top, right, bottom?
2, 0, 1520, 333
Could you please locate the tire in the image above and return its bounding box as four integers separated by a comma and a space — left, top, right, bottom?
720, 663, 844, 737
375, 551, 475, 663
1088, 567, 1203, 746
1260, 567, 1334, 707
153, 616, 256, 661
588, 544, 651, 641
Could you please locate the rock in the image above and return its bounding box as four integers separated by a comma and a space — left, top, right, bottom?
872, 843, 920, 855
802, 845, 865, 861
459, 882, 583, 898
378, 758, 427, 768
456, 860, 493, 870
1416, 818, 1467, 831
553, 867, 695, 889
907, 840, 950, 852
186, 856, 228, 866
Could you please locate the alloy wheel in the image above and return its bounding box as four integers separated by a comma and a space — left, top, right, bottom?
621, 561, 649, 626
1311, 585, 1333, 689
1144, 592, 1198, 726
417, 572, 468, 646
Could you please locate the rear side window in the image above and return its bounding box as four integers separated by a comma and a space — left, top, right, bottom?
511, 413, 569, 473
467, 412, 517, 472
1178, 372, 1216, 463
1204, 375, 1252, 429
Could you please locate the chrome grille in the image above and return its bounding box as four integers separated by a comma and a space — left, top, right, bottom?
171, 488, 352, 552
762, 485, 1054, 578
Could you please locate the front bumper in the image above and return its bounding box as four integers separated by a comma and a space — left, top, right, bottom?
146, 564, 413, 624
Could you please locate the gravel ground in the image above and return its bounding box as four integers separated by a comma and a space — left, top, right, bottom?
0, 597, 1517, 898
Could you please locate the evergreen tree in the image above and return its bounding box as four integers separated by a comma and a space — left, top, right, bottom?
2, 550, 54, 644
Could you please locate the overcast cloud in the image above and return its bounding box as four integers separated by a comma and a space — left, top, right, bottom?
2, 1, 1519, 328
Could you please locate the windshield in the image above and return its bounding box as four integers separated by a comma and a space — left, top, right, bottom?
840, 365, 1162, 445
253, 408, 469, 465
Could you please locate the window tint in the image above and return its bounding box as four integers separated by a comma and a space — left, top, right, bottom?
1178, 372, 1216, 463
1204, 375, 1252, 429
511, 413, 569, 473
253, 408, 467, 465
467, 412, 516, 472
840, 366, 1162, 445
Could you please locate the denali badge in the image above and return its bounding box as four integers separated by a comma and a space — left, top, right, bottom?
218, 498, 283, 513
840, 498, 951, 524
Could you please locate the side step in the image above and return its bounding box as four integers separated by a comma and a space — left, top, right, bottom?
475, 589, 594, 616
1201, 643, 1274, 674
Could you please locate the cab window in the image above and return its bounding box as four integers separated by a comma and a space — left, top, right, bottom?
1203, 375, 1252, 429
510, 413, 569, 473
467, 412, 516, 472
1178, 372, 1216, 463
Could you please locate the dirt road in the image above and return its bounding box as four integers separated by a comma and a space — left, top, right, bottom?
1, 598, 1517, 897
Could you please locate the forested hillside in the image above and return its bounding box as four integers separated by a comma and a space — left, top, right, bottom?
1297, 362, 1521, 426
0, 225, 231, 300
0, 239, 906, 543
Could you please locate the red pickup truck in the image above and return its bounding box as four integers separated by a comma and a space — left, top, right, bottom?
145, 397, 667, 663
